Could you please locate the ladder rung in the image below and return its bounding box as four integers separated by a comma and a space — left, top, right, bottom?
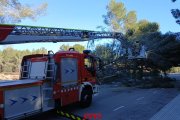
46, 77, 53, 78
44, 98, 53, 101
48, 63, 54, 65
22, 77, 28, 78
43, 88, 53, 90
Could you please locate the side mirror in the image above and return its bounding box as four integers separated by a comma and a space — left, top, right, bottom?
88, 67, 95, 72
96, 58, 103, 70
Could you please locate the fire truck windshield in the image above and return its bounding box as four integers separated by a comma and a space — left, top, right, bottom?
84, 57, 93, 69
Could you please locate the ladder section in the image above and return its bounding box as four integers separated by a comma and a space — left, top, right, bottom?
21, 61, 30, 79
46, 62, 55, 79
43, 56, 55, 111
0, 24, 125, 45
46, 58, 55, 82
10, 25, 124, 39
42, 81, 54, 111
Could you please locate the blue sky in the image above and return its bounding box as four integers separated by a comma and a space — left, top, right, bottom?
2, 0, 180, 52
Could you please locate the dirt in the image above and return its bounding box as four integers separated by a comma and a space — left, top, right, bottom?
0, 73, 19, 80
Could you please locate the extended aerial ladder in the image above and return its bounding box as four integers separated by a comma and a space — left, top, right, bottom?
0, 24, 126, 45
0, 24, 179, 54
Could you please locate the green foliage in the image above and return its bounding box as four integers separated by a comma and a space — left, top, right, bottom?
137, 20, 159, 34
59, 44, 70, 51
126, 20, 159, 41
141, 32, 180, 71
171, 0, 180, 24
168, 67, 180, 73
0, 0, 48, 23
94, 45, 112, 64
101, 0, 160, 57
145, 77, 175, 88
59, 44, 85, 53
103, 0, 137, 32
0, 47, 47, 73
93, 41, 121, 64
102, 0, 160, 38
96, 0, 178, 82
103, 0, 159, 34
73, 44, 85, 53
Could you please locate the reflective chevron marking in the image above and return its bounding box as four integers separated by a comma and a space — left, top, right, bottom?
57, 110, 88, 120
61, 87, 79, 93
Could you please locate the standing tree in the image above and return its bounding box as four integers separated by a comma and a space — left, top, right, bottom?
60, 44, 70, 51
59, 44, 85, 53
0, 0, 48, 23
0, 46, 48, 73
171, 0, 180, 24
103, 0, 137, 33
73, 44, 85, 53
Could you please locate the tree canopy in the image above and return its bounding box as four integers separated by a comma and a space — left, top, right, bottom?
103, 0, 137, 32
0, 47, 47, 73
60, 44, 85, 53
93, 42, 120, 64
171, 0, 180, 24
101, 0, 160, 45
0, 0, 48, 23
142, 32, 180, 69
96, 0, 180, 78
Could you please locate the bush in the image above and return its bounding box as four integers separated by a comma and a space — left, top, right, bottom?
144, 77, 175, 88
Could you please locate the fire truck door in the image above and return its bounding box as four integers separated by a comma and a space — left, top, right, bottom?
60, 58, 79, 106
61, 58, 78, 86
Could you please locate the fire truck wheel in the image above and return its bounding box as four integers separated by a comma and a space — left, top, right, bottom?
80, 88, 92, 108
55, 99, 61, 111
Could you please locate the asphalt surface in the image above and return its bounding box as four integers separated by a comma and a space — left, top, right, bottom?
168, 73, 180, 80
31, 83, 179, 120
151, 93, 180, 120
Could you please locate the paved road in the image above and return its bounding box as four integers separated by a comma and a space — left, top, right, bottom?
168, 73, 180, 80
151, 94, 180, 120
33, 84, 179, 120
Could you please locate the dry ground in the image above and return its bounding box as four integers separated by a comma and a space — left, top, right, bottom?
0, 73, 19, 80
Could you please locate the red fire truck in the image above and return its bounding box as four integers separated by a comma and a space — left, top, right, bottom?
0, 24, 124, 120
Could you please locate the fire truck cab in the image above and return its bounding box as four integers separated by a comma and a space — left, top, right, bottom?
0, 48, 100, 119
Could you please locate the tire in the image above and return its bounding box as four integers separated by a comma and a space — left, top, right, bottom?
55, 99, 61, 111
80, 88, 92, 108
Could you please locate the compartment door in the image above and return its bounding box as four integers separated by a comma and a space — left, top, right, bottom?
61, 58, 78, 86
4, 86, 42, 119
